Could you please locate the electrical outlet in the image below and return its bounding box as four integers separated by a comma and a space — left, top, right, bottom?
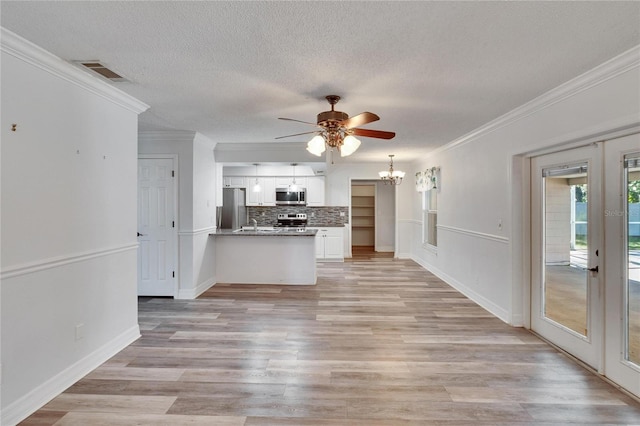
311, 212, 315, 217
339, 211, 345, 217
75, 323, 84, 341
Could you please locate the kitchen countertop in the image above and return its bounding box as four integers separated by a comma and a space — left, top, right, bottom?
211, 228, 318, 236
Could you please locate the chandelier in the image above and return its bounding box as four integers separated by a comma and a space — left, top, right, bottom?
306, 130, 361, 157
379, 154, 405, 185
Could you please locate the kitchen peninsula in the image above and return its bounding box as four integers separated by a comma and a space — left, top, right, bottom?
210, 228, 318, 285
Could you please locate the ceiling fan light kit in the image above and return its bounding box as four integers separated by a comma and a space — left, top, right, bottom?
278, 95, 395, 157
306, 135, 326, 156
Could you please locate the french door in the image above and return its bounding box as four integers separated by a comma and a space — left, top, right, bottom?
531, 135, 640, 397
603, 133, 640, 396
531, 144, 603, 370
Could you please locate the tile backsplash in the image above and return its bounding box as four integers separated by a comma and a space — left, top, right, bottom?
247, 206, 348, 226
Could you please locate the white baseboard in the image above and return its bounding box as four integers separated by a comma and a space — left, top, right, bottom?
176, 276, 216, 300
375, 246, 394, 252
410, 255, 510, 324
2, 325, 140, 426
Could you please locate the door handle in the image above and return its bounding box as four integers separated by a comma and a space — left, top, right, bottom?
587, 265, 598, 273
137, 232, 146, 237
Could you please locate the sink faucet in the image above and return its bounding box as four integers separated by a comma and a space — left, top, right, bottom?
250, 218, 257, 231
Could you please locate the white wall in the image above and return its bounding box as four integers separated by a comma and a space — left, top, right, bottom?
138, 131, 218, 299
405, 46, 640, 326
375, 181, 395, 252
1, 29, 148, 424
191, 133, 218, 293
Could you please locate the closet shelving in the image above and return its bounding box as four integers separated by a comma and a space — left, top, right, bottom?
351, 185, 375, 246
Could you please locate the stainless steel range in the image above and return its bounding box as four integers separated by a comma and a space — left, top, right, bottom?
276, 213, 307, 229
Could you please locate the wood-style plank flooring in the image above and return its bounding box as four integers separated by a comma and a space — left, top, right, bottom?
21, 250, 640, 425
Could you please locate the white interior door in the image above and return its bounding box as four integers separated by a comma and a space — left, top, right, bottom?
531, 144, 603, 370
603, 133, 640, 397
137, 158, 176, 296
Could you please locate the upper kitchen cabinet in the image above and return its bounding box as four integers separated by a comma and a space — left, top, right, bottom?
223, 176, 246, 188
275, 176, 307, 188
246, 177, 276, 206
306, 176, 325, 206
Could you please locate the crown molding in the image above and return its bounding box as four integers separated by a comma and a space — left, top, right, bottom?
215, 142, 307, 152
1, 27, 149, 114
428, 44, 640, 157
138, 130, 197, 143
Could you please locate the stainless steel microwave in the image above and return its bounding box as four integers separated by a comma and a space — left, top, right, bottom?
275, 187, 306, 205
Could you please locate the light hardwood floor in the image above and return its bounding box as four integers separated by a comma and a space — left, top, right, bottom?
21, 251, 640, 425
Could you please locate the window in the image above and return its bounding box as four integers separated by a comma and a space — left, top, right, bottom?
423, 188, 437, 248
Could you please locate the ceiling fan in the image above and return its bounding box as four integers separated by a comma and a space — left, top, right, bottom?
276, 95, 396, 157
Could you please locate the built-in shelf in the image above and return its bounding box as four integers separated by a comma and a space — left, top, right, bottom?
351, 185, 375, 247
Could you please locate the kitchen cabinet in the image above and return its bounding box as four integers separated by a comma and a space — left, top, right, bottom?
223, 176, 246, 188
306, 176, 325, 206
309, 227, 344, 261
275, 176, 307, 188
223, 174, 324, 205
246, 177, 276, 206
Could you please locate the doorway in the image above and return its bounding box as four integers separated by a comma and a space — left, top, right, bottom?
530, 134, 640, 397
350, 180, 396, 256
351, 183, 376, 251
137, 157, 177, 297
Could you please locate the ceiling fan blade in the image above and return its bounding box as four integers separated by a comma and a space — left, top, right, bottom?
275, 130, 320, 140
340, 112, 380, 129
278, 117, 318, 126
350, 128, 396, 140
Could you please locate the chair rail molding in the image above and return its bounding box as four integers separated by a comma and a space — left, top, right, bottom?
0, 243, 139, 280
438, 224, 509, 244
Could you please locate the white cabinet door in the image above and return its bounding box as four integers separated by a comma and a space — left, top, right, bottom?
262, 177, 276, 205
223, 176, 245, 188
246, 183, 262, 206
309, 227, 344, 261
324, 232, 343, 259
275, 176, 307, 188
246, 177, 276, 206
324, 228, 344, 260
306, 176, 325, 206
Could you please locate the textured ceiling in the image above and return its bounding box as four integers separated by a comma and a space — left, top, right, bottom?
2, 1, 639, 163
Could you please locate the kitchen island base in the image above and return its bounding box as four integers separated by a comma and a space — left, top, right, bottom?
213, 232, 316, 285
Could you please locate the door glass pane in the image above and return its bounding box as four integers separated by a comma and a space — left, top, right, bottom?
543, 164, 589, 337
625, 155, 640, 365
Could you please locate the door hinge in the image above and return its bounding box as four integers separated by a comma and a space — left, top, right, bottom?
172, 170, 175, 177
172, 271, 175, 278
172, 221, 175, 228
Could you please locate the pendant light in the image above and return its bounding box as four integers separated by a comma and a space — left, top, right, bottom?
252, 163, 261, 192
289, 163, 298, 191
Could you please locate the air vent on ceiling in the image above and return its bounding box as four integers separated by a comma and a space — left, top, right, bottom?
75, 61, 128, 82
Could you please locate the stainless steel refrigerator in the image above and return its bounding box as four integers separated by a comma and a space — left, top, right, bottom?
220, 188, 247, 229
